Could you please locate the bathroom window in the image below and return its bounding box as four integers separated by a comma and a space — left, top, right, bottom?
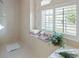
55, 5, 76, 35
41, 5, 76, 36
41, 9, 53, 32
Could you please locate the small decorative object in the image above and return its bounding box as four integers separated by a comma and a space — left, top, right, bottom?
49, 32, 64, 47
59, 52, 77, 58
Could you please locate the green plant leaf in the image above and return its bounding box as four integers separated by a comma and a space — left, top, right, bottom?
59, 52, 77, 58
49, 32, 64, 47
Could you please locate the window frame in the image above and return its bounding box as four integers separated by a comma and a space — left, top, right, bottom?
41, 5, 77, 39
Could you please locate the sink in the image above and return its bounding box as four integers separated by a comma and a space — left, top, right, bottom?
49, 47, 79, 58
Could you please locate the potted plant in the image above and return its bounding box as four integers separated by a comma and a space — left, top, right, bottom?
49, 32, 64, 47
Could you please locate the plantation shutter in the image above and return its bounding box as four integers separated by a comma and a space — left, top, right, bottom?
55, 5, 76, 35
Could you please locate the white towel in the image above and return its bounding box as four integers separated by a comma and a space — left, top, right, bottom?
6, 43, 21, 53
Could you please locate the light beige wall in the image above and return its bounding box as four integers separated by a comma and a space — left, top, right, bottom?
0, 0, 20, 44
20, 0, 30, 44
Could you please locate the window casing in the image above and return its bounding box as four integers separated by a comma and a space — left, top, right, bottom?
41, 5, 76, 36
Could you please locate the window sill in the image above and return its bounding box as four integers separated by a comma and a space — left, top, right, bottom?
30, 29, 78, 43
63, 33, 78, 42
